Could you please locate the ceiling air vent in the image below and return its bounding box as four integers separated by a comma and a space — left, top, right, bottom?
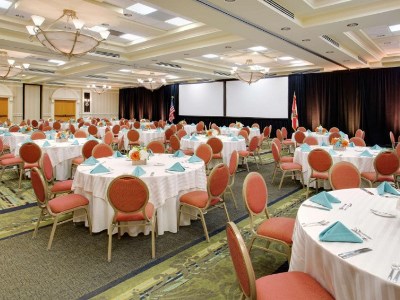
28, 68, 55, 74
291, 69, 322, 74
214, 71, 231, 76
90, 51, 120, 58
321, 35, 340, 48
357, 56, 367, 64
156, 62, 182, 69
85, 75, 108, 79
259, 0, 294, 19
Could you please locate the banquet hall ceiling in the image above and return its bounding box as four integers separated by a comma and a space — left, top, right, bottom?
0, 0, 399, 89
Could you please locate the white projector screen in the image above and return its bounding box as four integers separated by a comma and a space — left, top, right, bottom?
226, 77, 288, 118
179, 82, 224, 116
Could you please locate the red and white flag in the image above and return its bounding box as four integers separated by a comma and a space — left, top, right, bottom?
168, 96, 175, 123
291, 92, 299, 131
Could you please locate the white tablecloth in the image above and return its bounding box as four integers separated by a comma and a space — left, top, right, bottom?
294, 145, 379, 188
220, 127, 260, 140
72, 154, 207, 235
291, 131, 349, 146
290, 188, 400, 300
1, 132, 29, 152
183, 124, 197, 135
118, 129, 164, 150
180, 135, 246, 164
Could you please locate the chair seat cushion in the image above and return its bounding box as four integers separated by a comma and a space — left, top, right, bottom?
115, 203, 154, 222
0, 157, 23, 166
180, 190, 220, 208
256, 271, 334, 300
0, 153, 15, 161
212, 153, 223, 159
238, 150, 249, 157
282, 140, 295, 145
24, 162, 39, 169
280, 156, 294, 163
361, 172, 394, 182
311, 170, 329, 179
48, 194, 89, 213
281, 162, 302, 171
257, 217, 295, 244
51, 180, 73, 193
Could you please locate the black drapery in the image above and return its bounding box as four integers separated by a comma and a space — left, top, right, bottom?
119, 67, 400, 146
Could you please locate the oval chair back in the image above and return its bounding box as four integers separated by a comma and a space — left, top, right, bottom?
9, 125, 20, 132
328, 132, 341, 143
170, 124, 177, 133
147, 140, 165, 154
271, 142, 281, 163
82, 140, 99, 159
31, 119, 39, 128
355, 129, 364, 139
275, 129, 283, 141
31, 131, 46, 140
390, 131, 395, 148
112, 124, 120, 136
40, 153, 55, 183
272, 138, 282, 152
329, 127, 339, 133
252, 123, 260, 128
239, 129, 249, 142
52, 122, 61, 131
88, 125, 98, 136
207, 137, 223, 155
195, 143, 213, 167
69, 124, 76, 134
127, 129, 140, 143
176, 123, 183, 131
31, 167, 48, 208
374, 151, 399, 176
243, 172, 268, 216
92, 144, 113, 159
263, 126, 270, 138
329, 161, 361, 190
196, 121, 204, 132
207, 164, 229, 207
307, 148, 333, 197
19, 142, 42, 164
133, 121, 140, 129
74, 130, 87, 138
177, 129, 187, 139
297, 126, 306, 132
103, 131, 113, 145
248, 135, 259, 152
349, 137, 366, 147
294, 131, 306, 146
169, 134, 180, 152
281, 127, 288, 139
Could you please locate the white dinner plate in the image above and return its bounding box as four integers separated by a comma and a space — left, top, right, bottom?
370, 209, 396, 218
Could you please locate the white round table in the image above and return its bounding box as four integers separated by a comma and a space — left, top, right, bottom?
118, 129, 164, 150
291, 131, 349, 146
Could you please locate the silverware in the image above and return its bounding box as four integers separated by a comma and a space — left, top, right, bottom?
361, 188, 374, 195
339, 203, 352, 210
302, 204, 331, 211
344, 203, 352, 210
150, 172, 154, 176
301, 220, 330, 227
338, 248, 372, 259
388, 263, 400, 281
394, 269, 400, 283
351, 229, 368, 241
352, 227, 372, 240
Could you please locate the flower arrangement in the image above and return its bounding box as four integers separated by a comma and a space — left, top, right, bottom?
331, 137, 349, 150
235, 121, 243, 129
128, 146, 149, 165
205, 129, 218, 137
315, 125, 327, 134
98, 121, 105, 127
56, 131, 70, 141
179, 120, 187, 125
48, 118, 53, 122
21, 125, 32, 132
140, 119, 147, 122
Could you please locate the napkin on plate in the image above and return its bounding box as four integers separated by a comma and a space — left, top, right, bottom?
370, 144, 382, 150
23, 138, 32, 144
69, 134, 74, 139
167, 162, 185, 172
132, 166, 146, 177
377, 181, 400, 196
238, 135, 245, 140
90, 163, 110, 174
300, 143, 311, 152
87, 135, 97, 141
3, 131, 11, 136
42, 141, 51, 147
321, 141, 328, 146
113, 151, 124, 158
71, 139, 80, 145
183, 134, 190, 139
190, 136, 199, 141
339, 131, 346, 137
349, 142, 355, 147
329, 149, 337, 156
173, 150, 185, 158
82, 156, 99, 166
230, 136, 239, 141
156, 127, 163, 132
359, 150, 373, 157
309, 192, 333, 209
319, 221, 363, 243
188, 154, 202, 163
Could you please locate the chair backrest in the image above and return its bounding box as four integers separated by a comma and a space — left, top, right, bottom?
195, 143, 213, 165
30, 167, 49, 207
31, 119, 38, 128
107, 175, 150, 220
229, 123, 235, 128
42, 126, 52, 132
349, 137, 366, 147
355, 129, 364, 139
272, 138, 282, 152
170, 124, 177, 133
294, 131, 306, 145
303, 136, 318, 145
297, 126, 306, 132
207, 163, 229, 200
133, 121, 140, 129
69, 123, 76, 134
74, 130, 87, 138
242, 127, 250, 135
176, 123, 184, 131
374, 150, 399, 176
308, 148, 332, 173
20, 120, 27, 126
239, 129, 249, 141
329, 161, 361, 190
271, 142, 281, 163
164, 128, 174, 141
40, 153, 54, 183
9, 125, 20, 132
196, 121, 204, 132
127, 129, 140, 143
281, 127, 288, 139
263, 126, 270, 138
248, 136, 259, 151
328, 132, 341, 143
31, 131, 46, 140
92, 118, 98, 125
147, 140, 165, 153
112, 124, 120, 135
169, 134, 180, 152
177, 129, 187, 139
103, 131, 113, 145
396, 143, 400, 157
88, 125, 98, 136
207, 137, 223, 154
243, 172, 268, 216
275, 128, 283, 141
53, 122, 61, 130
92, 144, 113, 159
329, 127, 339, 133
226, 221, 256, 299
82, 140, 99, 159
19, 142, 42, 164
228, 150, 239, 177
390, 131, 395, 148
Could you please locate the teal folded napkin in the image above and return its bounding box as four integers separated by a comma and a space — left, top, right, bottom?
112, 151, 124, 158
90, 163, 110, 174
23, 138, 32, 144
156, 127, 163, 132
321, 141, 328, 146
188, 154, 202, 163
167, 162, 185, 172
329, 149, 337, 156
183, 134, 190, 139
3, 132, 11, 136
319, 221, 363, 243
339, 131, 345, 137
71, 139, 79, 145
300, 143, 311, 152
190, 136, 199, 141
309, 192, 333, 209
238, 135, 245, 140
147, 149, 154, 157
377, 181, 400, 196
359, 150, 373, 157
132, 166, 146, 177
173, 150, 185, 157
121, 128, 128, 133
222, 125, 226, 128
87, 135, 97, 140
370, 144, 382, 150
0, 130, 4, 134
191, 123, 195, 126
231, 136, 239, 141
349, 142, 355, 147
42, 141, 51, 147
323, 191, 341, 203
82, 156, 99, 166
307, 129, 311, 133
69, 134, 74, 139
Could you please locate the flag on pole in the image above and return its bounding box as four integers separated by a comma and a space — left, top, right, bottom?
291, 92, 299, 131
168, 96, 175, 123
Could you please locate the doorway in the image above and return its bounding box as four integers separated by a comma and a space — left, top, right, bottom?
54, 100, 76, 122
0, 97, 8, 122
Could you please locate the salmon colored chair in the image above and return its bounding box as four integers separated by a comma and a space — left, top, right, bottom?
224, 150, 239, 209
88, 124, 98, 137
349, 137, 366, 147
74, 130, 87, 138
297, 126, 306, 132
207, 137, 223, 162
361, 150, 399, 187
303, 136, 318, 145
329, 161, 361, 190
147, 140, 165, 154
329, 127, 340, 133
355, 129, 365, 140
294, 130, 306, 147
31, 131, 46, 140
18, 142, 42, 189
92, 144, 113, 159
238, 136, 260, 172
307, 148, 333, 197
103, 131, 113, 146
195, 143, 213, 171
328, 132, 341, 144
127, 129, 140, 149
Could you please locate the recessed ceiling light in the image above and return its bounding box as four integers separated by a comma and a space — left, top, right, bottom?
166, 75, 179, 79
281, 27, 291, 31
278, 56, 294, 61
347, 23, 358, 27
248, 46, 267, 52
326, 51, 334, 54
119, 69, 131, 73
225, 45, 232, 49
165, 17, 192, 26
184, 53, 190, 56
89, 25, 108, 33
290, 60, 303, 64
48, 59, 65, 65
389, 24, 400, 32
120, 33, 143, 41
126, 3, 157, 15
0, 0, 12, 10
302, 39, 311, 42
202, 54, 219, 58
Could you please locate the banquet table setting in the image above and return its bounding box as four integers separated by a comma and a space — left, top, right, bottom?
289, 187, 400, 300
291, 130, 349, 146
0, 131, 28, 152
219, 126, 260, 140
72, 153, 207, 235
118, 128, 165, 150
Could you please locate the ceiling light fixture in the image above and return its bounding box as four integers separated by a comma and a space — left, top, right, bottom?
138, 77, 166, 91
0, 51, 29, 79
248, 46, 267, 51
165, 17, 192, 26
347, 23, 359, 27
389, 24, 400, 32
0, 0, 11, 9
26, 9, 110, 59
126, 3, 157, 15
231, 59, 268, 85
87, 84, 111, 94
202, 54, 219, 58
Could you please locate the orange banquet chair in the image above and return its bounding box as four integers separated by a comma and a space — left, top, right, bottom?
177, 163, 230, 242
103, 130, 113, 146
195, 143, 213, 172
355, 128, 365, 140
303, 136, 318, 145
31, 131, 46, 140
271, 142, 304, 189
262, 125, 271, 148
0, 137, 11, 157
293, 130, 306, 147
74, 130, 88, 138
107, 175, 156, 261
224, 149, 239, 209
52, 121, 61, 131
297, 126, 306, 132
390, 131, 396, 148
329, 126, 340, 133
242, 172, 295, 262
71, 140, 99, 173
147, 140, 165, 154
40, 153, 73, 198
328, 132, 341, 144
31, 167, 91, 250
306, 148, 333, 198
207, 137, 223, 164
92, 144, 114, 159
349, 137, 366, 147
88, 124, 98, 137
226, 222, 334, 300
127, 129, 140, 149
238, 135, 260, 172
176, 129, 187, 139
329, 161, 361, 190
361, 150, 400, 187
276, 128, 294, 153
18, 142, 42, 189
272, 139, 293, 163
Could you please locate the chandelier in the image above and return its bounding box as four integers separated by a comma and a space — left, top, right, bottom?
87, 84, 112, 94
138, 78, 166, 91
0, 51, 29, 79
231, 59, 269, 84
26, 9, 110, 59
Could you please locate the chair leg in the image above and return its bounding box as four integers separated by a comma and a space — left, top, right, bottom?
271, 165, 277, 183
151, 216, 156, 259
32, 208, 45, 238
18, 165, 24, 189
198, 210, 210, 242
47, 215, 59, 250
279, 171, 286, 189
222, 203, 231, 222
226, 185, 237, 209
177, 204, 182, 232
108, 223, 115, 262
247, 236, 257, 252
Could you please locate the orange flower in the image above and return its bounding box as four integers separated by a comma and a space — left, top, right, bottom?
206, 130, 212, 136
331, 137, 339, 145
341, 139, 349, 147
130, 151, 140, 161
